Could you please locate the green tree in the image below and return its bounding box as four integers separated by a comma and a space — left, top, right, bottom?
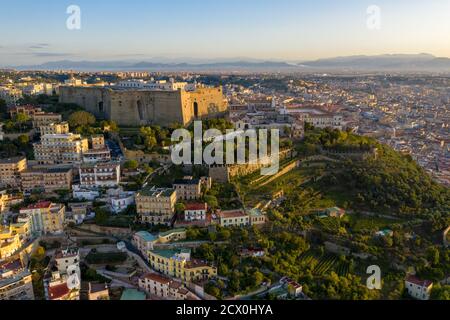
17, 134, 30, 145
204, 195, 219, 209
252, 271, 265, 287
175, 203, 186, 214
430, 284, 450, 300
124, 160, 139, 170
68, 111, 96, 127
14, 113, 30, 131
426, 247, 440, 266
0, 98, 7, 119
94, 208, 109, 225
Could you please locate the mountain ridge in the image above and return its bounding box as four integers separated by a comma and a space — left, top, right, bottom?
10, 53, 450, 72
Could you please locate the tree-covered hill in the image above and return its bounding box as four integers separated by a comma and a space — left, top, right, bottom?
300, 128, 449, 217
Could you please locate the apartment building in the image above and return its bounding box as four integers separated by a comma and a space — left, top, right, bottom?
87, 283, 109, 300
8, 105, 42, 118
138, 273, 196, 300
79, 162, 120, 188
90, 135, 105, 150
0, 228, 21, 260
133, 229, 187, 259
133, 231, 158, 257
0, 260, 35, 300
0, 192, 24, 213
405, 276, 433, 300
136, 187, 177, 225
20, 167, 73, 193
184, 203, 207, 221
45, 272, 80, 301
34, 133, 89, 164
217, 209, 250, 227
45, 247, 81, 301
32, 112, 62, 130
148, 248, 217, 283
173, 178, 202, 200
281, 106, 343, 130
18, 201, 65, 235
55, 248, 81, 281
39, 122, 70, 135
82, 148, 111, 163
0, 157, 27, 188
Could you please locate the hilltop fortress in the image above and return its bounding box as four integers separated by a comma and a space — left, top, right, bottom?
59, 81, 228, 127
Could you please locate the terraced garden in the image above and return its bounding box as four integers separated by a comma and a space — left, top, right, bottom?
298, 250, 350, 277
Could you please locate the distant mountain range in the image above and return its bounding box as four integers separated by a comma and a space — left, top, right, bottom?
12, 54, 450, 72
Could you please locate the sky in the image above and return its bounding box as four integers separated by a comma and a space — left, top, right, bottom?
1, 0, 450, 66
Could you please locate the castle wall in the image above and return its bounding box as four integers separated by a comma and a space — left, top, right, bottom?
59, 86, 228, 127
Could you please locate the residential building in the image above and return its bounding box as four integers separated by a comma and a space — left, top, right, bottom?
87, 282, 109, 300
281, 105, 343, 130
0, 228, 21, 260
248, 208, 267, 226
106, 188, 135, 213
0, 260, 34, 300
133, 229, 187, 259
8, 105, 42, 118
55, 248, 81, 281
136, 186, 177, 225
72, 185, 100, 201
39, 122, 69, 135
158, 228, 187, 244
0, 157, 27, 188
217, 209, 250, 227
79, 162, 120, 188
90, 135, 105, 150
326, 207, 346, 218
45, 247, 81, 301
32, 112, 62, 130
20, 167, 73, 193
0, 192, 24, 213
184, 203, 207, 221
138, 273, 197, 300
405, 276, 433, 300
133, 231, 158, 257
18, 201, 65, 235
82, 148, 111, 163
173, 178, 202, 200
148, 248, 217, 283
34, 133, 89, 164
45, 272, 79, 300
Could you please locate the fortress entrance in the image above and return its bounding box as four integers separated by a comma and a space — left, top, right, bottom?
98, 101, 104, 112
137, 100, 145, 121
193, 102, 199, 118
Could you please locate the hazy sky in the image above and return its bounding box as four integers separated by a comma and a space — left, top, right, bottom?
1, 0, 450, 66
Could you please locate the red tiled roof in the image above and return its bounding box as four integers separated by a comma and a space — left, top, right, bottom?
143, 273, 171, 284
48, 283, 70, 300
219, 210, 247, 219
406, 276, 433, 288
185, 203, 207, 211
23, 201, 52, 210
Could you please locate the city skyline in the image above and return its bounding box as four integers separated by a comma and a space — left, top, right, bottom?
1, 0, 450, 66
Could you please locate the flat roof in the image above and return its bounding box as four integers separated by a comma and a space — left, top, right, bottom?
0, 156, 26, 164
138, 186, 175, 198
135, 231, 157, 242
159, 228, 186, 237
120, 289, 146, 301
